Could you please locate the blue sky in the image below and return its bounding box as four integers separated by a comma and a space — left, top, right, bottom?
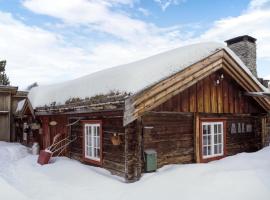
0, 0, 270, 88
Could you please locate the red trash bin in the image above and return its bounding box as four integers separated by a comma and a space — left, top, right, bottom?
37, 150, 52, 165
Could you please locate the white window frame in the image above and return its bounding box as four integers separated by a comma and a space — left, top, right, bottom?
84, 123, 101, 162
202, 121, 224, 159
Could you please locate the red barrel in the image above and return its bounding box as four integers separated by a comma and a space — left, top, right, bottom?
37, 150, 52, 165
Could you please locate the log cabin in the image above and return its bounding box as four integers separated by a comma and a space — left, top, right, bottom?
16, 35, 270, 182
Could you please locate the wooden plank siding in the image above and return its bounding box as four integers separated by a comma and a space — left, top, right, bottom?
154, 69, 265, 114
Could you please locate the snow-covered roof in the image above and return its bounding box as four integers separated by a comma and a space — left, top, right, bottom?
16, 99, 26, 113
28, 42, 267, 109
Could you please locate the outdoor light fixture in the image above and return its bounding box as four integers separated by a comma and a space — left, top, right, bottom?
214, 73, 224, 86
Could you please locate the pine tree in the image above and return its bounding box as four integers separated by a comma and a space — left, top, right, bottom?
0, 60, 10, 85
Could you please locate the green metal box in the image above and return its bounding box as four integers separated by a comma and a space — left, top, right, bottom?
144, 149, 157, 172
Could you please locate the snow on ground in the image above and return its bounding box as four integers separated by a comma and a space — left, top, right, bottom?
1, 141, 270, 200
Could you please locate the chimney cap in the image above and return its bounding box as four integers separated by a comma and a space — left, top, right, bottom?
225, 35, 257, 45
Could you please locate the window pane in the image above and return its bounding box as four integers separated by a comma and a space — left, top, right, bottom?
208, 146, 211, 155
218, 145, 222, 154
214, 135, 217, 144
97, 137, 100, 148
203, 125, 207, 135
203, 147, 207, 156
97, 126, 100, 136
218, 135, 222, 143
218, 124, 221, 133
203, 136, 207, 145
208, 135, 211, 145
214, 124, 217, 134
214, 145, 218, 154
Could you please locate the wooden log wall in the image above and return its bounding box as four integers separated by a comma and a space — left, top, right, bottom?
68, 110, 126, 177
226, 116, 262, 155
154, 70, 264, 114
141, 112, 194, 168
262, 117, 270, 147
124, 121, 141, 182
199, 113, 262, 157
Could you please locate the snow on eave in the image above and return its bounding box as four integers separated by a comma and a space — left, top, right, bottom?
16, 99, 26, 113
28, 41, 266, 109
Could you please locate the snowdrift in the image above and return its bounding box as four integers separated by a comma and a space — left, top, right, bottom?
0, 142, 270, 200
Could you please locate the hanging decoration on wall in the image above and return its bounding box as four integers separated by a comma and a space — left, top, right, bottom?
246, 124, 252, 133
31, 123, 40, 130
111, 133, 121, 146
231, 123, 236, 134
49, 121, 58, 126
238, 123, 242, 133
242, 123, 245, 133
214, 73, 224, 86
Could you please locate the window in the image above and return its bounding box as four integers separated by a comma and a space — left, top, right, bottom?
202, 122, 224, 159
84, 122, 102, 163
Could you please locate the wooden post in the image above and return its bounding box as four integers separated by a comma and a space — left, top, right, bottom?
135, 117, 142, 180
261, 117, 266, 147
124, 120, 142, 183
124, 123, 135, 182
194, 113, 201, 163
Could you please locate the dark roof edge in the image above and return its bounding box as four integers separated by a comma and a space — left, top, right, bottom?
225, 35, 257, 45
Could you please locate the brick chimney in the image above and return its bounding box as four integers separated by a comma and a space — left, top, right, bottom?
225, 35, 257, 77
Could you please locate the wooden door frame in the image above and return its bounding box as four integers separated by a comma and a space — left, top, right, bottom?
195, 117, 227, 163
81, 120, 103, 166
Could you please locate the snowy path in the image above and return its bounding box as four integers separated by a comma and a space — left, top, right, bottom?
1, 141, 270, 200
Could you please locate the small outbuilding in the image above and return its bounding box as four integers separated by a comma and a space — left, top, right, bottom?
17, 35, 270, 182
0, 86, 27, 141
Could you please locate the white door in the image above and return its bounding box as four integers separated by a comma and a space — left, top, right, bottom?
84, 123, 101, 161
202, 122, 224, 159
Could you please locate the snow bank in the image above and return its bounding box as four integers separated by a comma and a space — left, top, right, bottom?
1, 142, 270, 200
0, 141, 28, 164
0, 142, 30, 200
0, 177, 31, 200
28, 42, 266, 108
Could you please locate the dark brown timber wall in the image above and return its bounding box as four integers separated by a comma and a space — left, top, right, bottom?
225, 115, 262, 155
141, 112, 194, 168
64, 110, 125, 177
39, 110, 141, 181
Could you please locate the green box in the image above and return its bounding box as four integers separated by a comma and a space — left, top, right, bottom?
144, 149, 157, 172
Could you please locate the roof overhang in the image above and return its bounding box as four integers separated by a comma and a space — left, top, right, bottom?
0, 85, 18, 94
16, 98, 35, 118
123, 49, 270, 126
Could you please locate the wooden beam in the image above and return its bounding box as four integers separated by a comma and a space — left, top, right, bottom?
194, 113, 200, 163
137, 61, 223, 112
124, 49, 270, 126
134, 51, 224, 108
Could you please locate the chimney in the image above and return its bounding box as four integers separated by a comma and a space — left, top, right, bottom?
225, 35, 257, 77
